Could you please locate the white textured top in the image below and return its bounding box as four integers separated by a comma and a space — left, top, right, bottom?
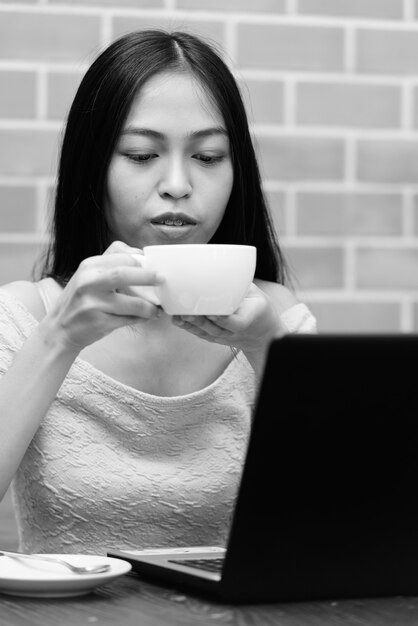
0, 289, 316, 555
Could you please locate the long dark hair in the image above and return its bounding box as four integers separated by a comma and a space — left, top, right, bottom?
39, 29, 290, 285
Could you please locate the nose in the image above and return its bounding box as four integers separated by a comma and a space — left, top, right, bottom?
158, 156, 192, 199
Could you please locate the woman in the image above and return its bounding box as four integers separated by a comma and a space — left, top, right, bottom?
0, 30, 316, 554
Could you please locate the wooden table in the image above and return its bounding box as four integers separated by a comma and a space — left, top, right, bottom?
2, 569, 418, 626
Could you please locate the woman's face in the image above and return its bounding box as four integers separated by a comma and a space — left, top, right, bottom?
104, 71, 234, 248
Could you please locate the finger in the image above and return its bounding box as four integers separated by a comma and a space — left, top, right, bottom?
173, 320, 232, 346
81, 252, 144, 270
173, 316, 232, 340
178, 315, 231, 337
94, 266, 163, 290
103, 313, 157, 334
106, 291, 161, 319
207, 313, 247, 333
173, 318, 210, 337
103, 241, 143, 255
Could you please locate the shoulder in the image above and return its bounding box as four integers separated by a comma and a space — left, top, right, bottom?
255, 279, 299, 316
0, 280, 45, 321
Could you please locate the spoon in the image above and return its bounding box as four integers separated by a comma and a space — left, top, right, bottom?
0, 550, 111, 575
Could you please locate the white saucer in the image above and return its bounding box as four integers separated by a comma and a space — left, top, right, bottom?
0, 553, 132, 598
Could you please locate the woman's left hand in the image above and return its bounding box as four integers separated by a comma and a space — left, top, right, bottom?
171, 282, 287, 376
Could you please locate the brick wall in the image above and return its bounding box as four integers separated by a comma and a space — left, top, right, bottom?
1, 0, 418, 332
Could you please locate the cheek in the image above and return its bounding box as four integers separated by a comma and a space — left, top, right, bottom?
211, 167, 233, 215
106, 166, 137, 214
104, 170, 133, 232
204, 176, 233, 236
104, 164, 120, 210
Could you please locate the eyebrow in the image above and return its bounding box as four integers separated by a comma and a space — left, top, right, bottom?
120, 126, 228, 140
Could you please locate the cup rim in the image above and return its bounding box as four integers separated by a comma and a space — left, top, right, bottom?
143, 244, 256, 252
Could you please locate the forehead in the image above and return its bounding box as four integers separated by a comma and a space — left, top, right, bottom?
123, 71, 225, 131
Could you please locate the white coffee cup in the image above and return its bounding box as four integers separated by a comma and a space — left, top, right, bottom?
134, 244, 256, 315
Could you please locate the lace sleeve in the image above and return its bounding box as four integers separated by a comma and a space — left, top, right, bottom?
279, 302, 318, 334
0, 291, 36, 375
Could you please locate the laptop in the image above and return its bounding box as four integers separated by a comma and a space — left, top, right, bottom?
108, 333, 418, 603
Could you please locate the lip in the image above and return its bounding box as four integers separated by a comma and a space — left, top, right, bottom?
150, 222, 196, 241
151, 212, 197, 227
150, 212, 197, 241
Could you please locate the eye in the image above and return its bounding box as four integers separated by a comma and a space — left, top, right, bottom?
194, 154, 224, 166
125, 153, 158, 164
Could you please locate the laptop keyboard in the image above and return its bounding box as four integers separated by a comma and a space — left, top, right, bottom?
168, 557, 224, 573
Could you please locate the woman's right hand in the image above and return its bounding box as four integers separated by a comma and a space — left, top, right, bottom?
40, 241, 162, 354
